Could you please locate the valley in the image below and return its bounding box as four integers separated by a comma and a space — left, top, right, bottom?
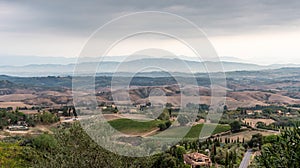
1, 67, 300, 167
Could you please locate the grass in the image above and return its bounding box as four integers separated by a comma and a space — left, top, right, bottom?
155, 123, 231, 139
108, 118, 164, 134
185, 124, 231, 138
108, 118, 231, 138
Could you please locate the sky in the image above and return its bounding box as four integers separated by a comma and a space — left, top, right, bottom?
1, 0, 300, 65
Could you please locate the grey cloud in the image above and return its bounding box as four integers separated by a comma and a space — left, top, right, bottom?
1, 0, 300, 36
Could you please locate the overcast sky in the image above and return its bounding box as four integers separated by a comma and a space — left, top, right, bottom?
1, 0, 300, 65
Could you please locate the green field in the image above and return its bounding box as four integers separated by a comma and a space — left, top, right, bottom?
186, 124, 231, 138
155, 124, 231, 139
109, 118, 230, 138
108, 118, 164, 134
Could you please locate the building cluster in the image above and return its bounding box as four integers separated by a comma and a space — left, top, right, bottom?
183, 152, 212, 168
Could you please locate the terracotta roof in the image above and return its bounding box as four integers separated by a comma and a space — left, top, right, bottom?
183, 152, 212, 167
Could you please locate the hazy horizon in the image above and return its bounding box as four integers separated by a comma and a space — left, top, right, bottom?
0, 54, 297, 67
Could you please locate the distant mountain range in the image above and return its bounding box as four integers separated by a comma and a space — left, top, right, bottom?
0, 55, 249, 66
0, 56, 300, 76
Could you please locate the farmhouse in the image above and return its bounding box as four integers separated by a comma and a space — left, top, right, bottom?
277, 110, 283, 115
129, 108, 137, 113
254, 110, 262, 113
246, 109, 262, 115
8, 125, 29, 131
183, 152, 212, 168
246, 110, 254, 115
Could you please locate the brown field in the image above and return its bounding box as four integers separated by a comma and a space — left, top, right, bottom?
109, 88, 300, 110
219, 129, 279, 142
242, 118, 276, 127
0, 101, 31, 109
21, 110, 39, 115
103, 114, 122, 121
0, 83, 299, 112
39, 90, 72, 97
0, 94, 37, 101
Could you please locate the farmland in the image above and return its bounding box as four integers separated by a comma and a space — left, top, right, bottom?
218, 129, 279, 142
108, 118, 164, 135
107, 118, 231, 139
154, 123, 231, 139
1, 68, 300, 167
